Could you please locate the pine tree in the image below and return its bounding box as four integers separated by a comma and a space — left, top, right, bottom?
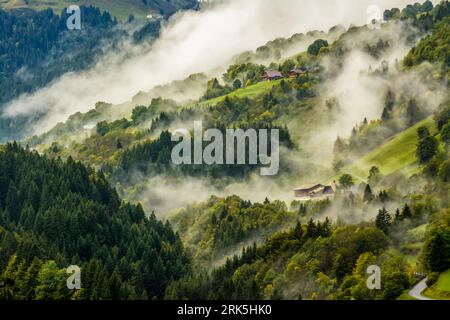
416, 136, 438, 163
378, 190, 389, 203
401, 204, 412, 219
395, 208, 402, 222
294, 221, 303, 239
363, 184, 374, 202
375, 208, 391, 233
381, 107, 391, 121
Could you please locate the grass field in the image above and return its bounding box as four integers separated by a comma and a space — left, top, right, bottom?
424, 269, 450, 300
334, 117, 436, 182
195, 79, 283, 107
436, 270, 450, 292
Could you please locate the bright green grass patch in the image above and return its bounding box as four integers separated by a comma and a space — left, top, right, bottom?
424, 269, 450, 300
436, 269, 450, 292
335, 117, 436, 183
196, 80, 283, 107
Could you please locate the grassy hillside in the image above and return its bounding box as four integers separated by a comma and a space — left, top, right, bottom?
196, 79, 283, 107
0, 0, 197, 20
338, 117, 437, 182
424, 269, 450, 299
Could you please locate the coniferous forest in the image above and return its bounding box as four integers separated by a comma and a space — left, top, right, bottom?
0, 143, 190, 299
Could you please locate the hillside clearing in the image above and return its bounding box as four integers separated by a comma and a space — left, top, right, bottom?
337, 117, 436, 182
195, 79, 283, 108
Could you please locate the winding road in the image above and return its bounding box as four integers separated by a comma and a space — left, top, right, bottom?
408, 277, 434, 300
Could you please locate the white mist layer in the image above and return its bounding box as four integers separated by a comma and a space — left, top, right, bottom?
3, 0, 429, 134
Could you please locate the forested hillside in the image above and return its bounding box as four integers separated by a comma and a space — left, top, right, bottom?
0, 2, 192, 142
0, 6, 122, 142
0, 7, 116, 105
0, 143, 190, 299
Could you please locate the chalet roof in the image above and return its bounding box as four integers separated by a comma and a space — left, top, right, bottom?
322, 185, 335, 194
264, 70, 283, 78
295, 184, 324, 191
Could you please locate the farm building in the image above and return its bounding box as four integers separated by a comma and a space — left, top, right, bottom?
289, 67, 307, 78
262, 70, 283, 81
294, 182, 337, 200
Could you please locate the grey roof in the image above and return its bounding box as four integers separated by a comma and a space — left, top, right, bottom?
264, 70, 283, 78
295, 184, 324, 191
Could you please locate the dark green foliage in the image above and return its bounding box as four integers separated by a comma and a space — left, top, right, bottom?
401, 204, 413, 219
133, 20, 161, 43
416, 136, 439, 163
423, 223, 450, 272
381, 107, 391, 121
115, 123, 293, 182
403, 16, 450, 68
382, 271, 410, 299
202, 78, 233, 100
339, 174, 354, 189
0, 6, 120, 141
0, 143, 190, 299
363, 184, 374, 203
97, 119, 132, 136
434, 102, 450, 131
167, 218, 332, 299
376, 208, 391, 233
441, 122, 450, 145
0, 6, 115, 101
223, 63, 265, 86
378, 190, 389, 203
232, 79, 242, 90
418, 126, 431, 139
167, 223, 392, 300
307, 39, 328, 56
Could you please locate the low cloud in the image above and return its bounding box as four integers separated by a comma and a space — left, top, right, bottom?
2, 0, 429, 135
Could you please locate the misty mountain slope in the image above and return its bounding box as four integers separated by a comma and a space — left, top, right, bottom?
404, 15, 450, 76
0, 6, 122, 142
332, 11, 450, 182
25, 1, 450, 217
0, 2, 197, 142
0, 0, 198, 20
168, 195, 304, 269
0, 0, 449, 302
0, 143, 191, 299
339, 117, 437, 181
23, 22, 345, 150
26, 73, 208, 152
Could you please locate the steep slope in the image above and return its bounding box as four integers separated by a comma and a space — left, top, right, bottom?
341, 117, 437, 181
0, 143, 190, 299
0, 7, 122, 142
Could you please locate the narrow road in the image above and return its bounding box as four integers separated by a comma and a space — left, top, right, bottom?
408, 277, 433, 300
